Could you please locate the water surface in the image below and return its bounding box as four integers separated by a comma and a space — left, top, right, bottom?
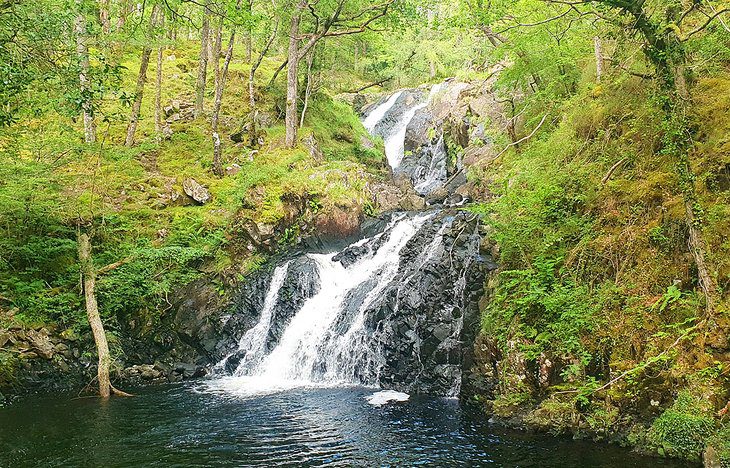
0, 384, 693, 467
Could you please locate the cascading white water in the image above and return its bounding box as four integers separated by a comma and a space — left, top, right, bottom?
384, 83, 444, 169
213, 262, 290, 375
412, 134, 448, 195
205, 80, 482, 401
207, 214, 433, 396
362, 91, 403, 132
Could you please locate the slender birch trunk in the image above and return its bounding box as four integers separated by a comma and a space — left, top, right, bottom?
299, 46, 315, 128
154, 15, 165, 135
212, 32, 236, 177
124, 6, 158, 147
245, 0, 253, 63
212, 20, 223, 94
99, 0, 111, 34
593, 36, 604, 82
78, 232, 111, 398
124, 49, 153, 146
194, 4, 210, 119
285, 1, 306, 148
249, 19, 279, 144
74, 7, 96, 143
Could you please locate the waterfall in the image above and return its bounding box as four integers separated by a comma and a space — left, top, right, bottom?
384, 83, 444, 169
210, 213, 437, 395
214, 263, 290, 375
206, 80, 489, 400
362, 91, 403, 132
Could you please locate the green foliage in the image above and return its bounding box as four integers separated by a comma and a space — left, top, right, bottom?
652, 285, 683, 313
648, 391, 716, 460
585, 404, 620, 438
97, 245, 211, 329
479, 118, 600, 363
708, 424, 730, 468
485, 259, 598, 362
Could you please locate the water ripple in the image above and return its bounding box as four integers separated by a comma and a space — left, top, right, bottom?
0, 385, 694, 468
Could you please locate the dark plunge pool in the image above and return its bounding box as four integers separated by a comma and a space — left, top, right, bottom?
0, 384, 694, 467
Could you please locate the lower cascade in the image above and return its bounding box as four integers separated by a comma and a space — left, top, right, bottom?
208, 210, 492, 397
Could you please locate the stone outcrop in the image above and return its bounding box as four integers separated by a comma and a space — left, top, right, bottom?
209, 210, 496, 396
182, 178, 211, 205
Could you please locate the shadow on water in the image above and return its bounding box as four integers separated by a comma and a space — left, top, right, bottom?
0, 384, 697, 467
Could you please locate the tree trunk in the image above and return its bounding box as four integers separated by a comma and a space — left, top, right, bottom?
125, 5, 160, 146
595, 0, 718, 316
125, 46, 153, 146
211, 32, 236, 177
116, 0, 128, 30
74, 9, 96, 143
594, 36, 604, 82
154, 38, 164, 134
153, 9, 164, 135
77, 232, 112, 398
244, 0, 253, 63
99, 0, 111, 34
212, 21, 223, 97
249, 20, 279, 145
299, 46, 315, 128
194, 4, 210, 119
285, 1, 306, 148
684, 198, 717, 313
670, 106, 718, 315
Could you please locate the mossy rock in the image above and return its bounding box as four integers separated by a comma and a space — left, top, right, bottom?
647, 391, 716, 460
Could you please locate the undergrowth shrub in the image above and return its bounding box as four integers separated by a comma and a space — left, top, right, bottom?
648, 391, 716, 460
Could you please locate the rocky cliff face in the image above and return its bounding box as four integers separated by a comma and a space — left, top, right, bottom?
208, 210, 495, 396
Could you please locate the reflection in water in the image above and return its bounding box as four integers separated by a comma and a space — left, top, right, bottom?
0, 385, 692, 467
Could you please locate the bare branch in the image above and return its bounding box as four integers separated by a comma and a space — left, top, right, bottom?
97, 257, 133, 275
601, 158, 627, 184
681, 8, 728, 41
495, 113, 550, 158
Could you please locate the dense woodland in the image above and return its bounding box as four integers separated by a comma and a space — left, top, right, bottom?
1, 0, 730, 463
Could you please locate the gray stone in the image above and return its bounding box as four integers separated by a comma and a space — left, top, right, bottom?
225, 164, 241, 176
26, 330, 54, 359
704, 446, 721, 468
182, 178, 211, 205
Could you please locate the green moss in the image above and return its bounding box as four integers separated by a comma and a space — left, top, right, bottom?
524, 396, 580, 435
648, 391, 716, 460
492, 391, 533, 418
0, 352, 18, 392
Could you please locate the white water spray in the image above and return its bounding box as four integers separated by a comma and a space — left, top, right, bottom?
207, 214, 433, 396
384, 83, 444, 169
362, 91, 403, 132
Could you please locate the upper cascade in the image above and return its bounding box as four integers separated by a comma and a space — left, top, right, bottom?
361, 83, 448, 196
